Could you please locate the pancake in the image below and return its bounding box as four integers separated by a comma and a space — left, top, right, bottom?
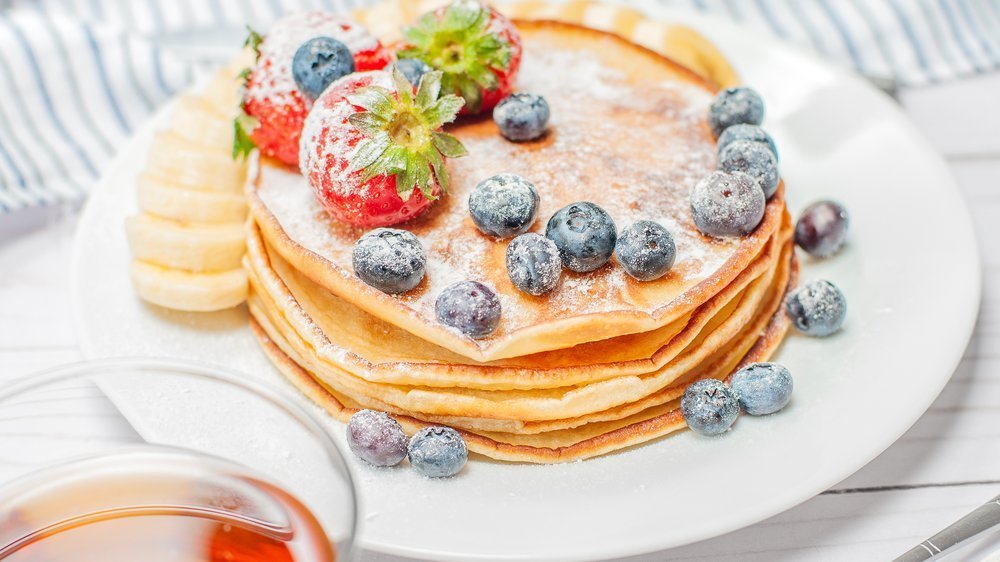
249, 251, 795, 462
244, 211, 789, 390
246, 21, 788, 362
245, 218, 793, 424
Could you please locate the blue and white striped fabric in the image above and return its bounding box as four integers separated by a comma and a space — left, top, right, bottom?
0, 0, 998, 215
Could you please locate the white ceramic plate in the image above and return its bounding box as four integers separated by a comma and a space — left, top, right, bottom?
71, 5, 981, 561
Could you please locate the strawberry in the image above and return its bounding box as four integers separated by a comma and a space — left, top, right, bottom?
396, 0, 522, 114
233, 12, 392, 166
299, 68, 467, 227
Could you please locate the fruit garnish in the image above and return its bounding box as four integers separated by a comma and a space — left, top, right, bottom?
292, 36, 356, 101
346, 67, 467, 202
493, 93, 550, 141
615, 220, 677, 282
233, 13, 391, 165
435, 281, 501, 339
545, 202, 618, 273
681, 379, 740, 436
300, 68, 468, 227
794, 200, 849, 258
785, 279, 848, 337
397, 0, 522, 114
730, 363, 794, 416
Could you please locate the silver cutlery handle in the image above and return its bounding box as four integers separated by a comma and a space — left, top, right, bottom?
894, 493, 1000, 561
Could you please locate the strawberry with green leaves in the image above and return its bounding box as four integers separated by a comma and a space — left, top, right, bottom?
299, 67, 468, 227
234, 12, 392, 166
396, 0, 522, 115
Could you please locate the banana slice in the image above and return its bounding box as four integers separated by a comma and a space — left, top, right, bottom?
202, 64, 246, 118
130, 260, 248, 312
170, 95, 235, 149
125, 213, 245, 272
137, 172, 248, 224
146, 131, 246, 192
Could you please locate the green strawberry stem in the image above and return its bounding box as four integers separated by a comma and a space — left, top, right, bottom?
232, 26, 263, 160
347, 68, 467, 201
396, 1, 511, 113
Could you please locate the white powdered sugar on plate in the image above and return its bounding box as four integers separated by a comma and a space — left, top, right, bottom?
257, 38, 742, 339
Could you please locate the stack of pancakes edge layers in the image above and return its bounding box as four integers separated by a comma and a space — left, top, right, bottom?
244, 18, 796, 463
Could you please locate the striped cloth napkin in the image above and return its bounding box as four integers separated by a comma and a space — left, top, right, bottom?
0, 0, 998, 215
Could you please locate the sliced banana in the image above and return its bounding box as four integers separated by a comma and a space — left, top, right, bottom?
125, 213, 246, 273
146, 131, 246, 192
136, 172, 247, 224
201, 64, 247, 118
170, 95, 236, 149
130, 260, 248, 312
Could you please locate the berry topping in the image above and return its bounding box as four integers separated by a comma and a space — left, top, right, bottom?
730, 363, 793, 416
408, 426, 468, 478
435, 280, 502, 338
235, 13, 391, 166
292, 37, 356, 102
681, 379, 739, 436
717, 124, 778, 161
397, 0, 522, 114
352, 228, 426, 294
468, 173, 539, 238
493, 93, 550, 141
300, 68, 467, 227
506, 233, 562, 296
786, 279, 847, 337
545, 202, 617, 273
709, 87, 764, 137
387, 59, 432, 87
690, 171, 766, 238
615, 220, 677, 281
794, 200, 850, 258
346, 410, 408, 467
718, 139, 780, 199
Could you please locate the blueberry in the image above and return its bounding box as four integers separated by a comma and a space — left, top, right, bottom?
292, 37, 356, 101
681, 378, 739, 436
690, 171, 766, 238
795, 200, 849, 258
786, 279, 847, 337
545, 202, 617, 272
506, 233, 561, 295
346, 410, 408, 467
385, 59, 431, 87
719, 140, 780, 199
494, 93, 550, 141
408, 426, 468, 478
709, 87, 765, 137
468, 173, 540, 238
718, 124, 778, 161
730, 363, 793, 416
435, 281, 501, 338
615, 220, 676, 281
352, 228, 426, 294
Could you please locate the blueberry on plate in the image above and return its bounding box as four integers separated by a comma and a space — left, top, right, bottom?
494, 93, 550, 142
794, 200, 849, 258
292, 36, 356, 101
468, 173, 540, 238
709, 87, 765, 137
785, 279, 847, 337
690, 171, 766, 238
506, 233, 562, 295
435, 281, 502, 338
681, 378, 739, 436
717, 124, 778, 161
408, 426, 468, 478
346, 410, 408, 467
730, 363, 793, 416
545, 202, 617, 273
615, 220, 676, 281
352, 228, 426, 294
385, 58, 431, 86
719, 139, 780, 199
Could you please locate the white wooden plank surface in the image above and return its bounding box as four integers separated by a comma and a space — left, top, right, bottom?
1, 75, 999, 561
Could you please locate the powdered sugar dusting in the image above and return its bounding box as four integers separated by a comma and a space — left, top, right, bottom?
249, 12, 380, 107
258, 36, 741, 339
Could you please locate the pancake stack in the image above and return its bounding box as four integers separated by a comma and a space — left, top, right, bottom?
244, 20, 796, 463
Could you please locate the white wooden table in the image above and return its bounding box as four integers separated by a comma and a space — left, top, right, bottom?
2, 73, 1000, 562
